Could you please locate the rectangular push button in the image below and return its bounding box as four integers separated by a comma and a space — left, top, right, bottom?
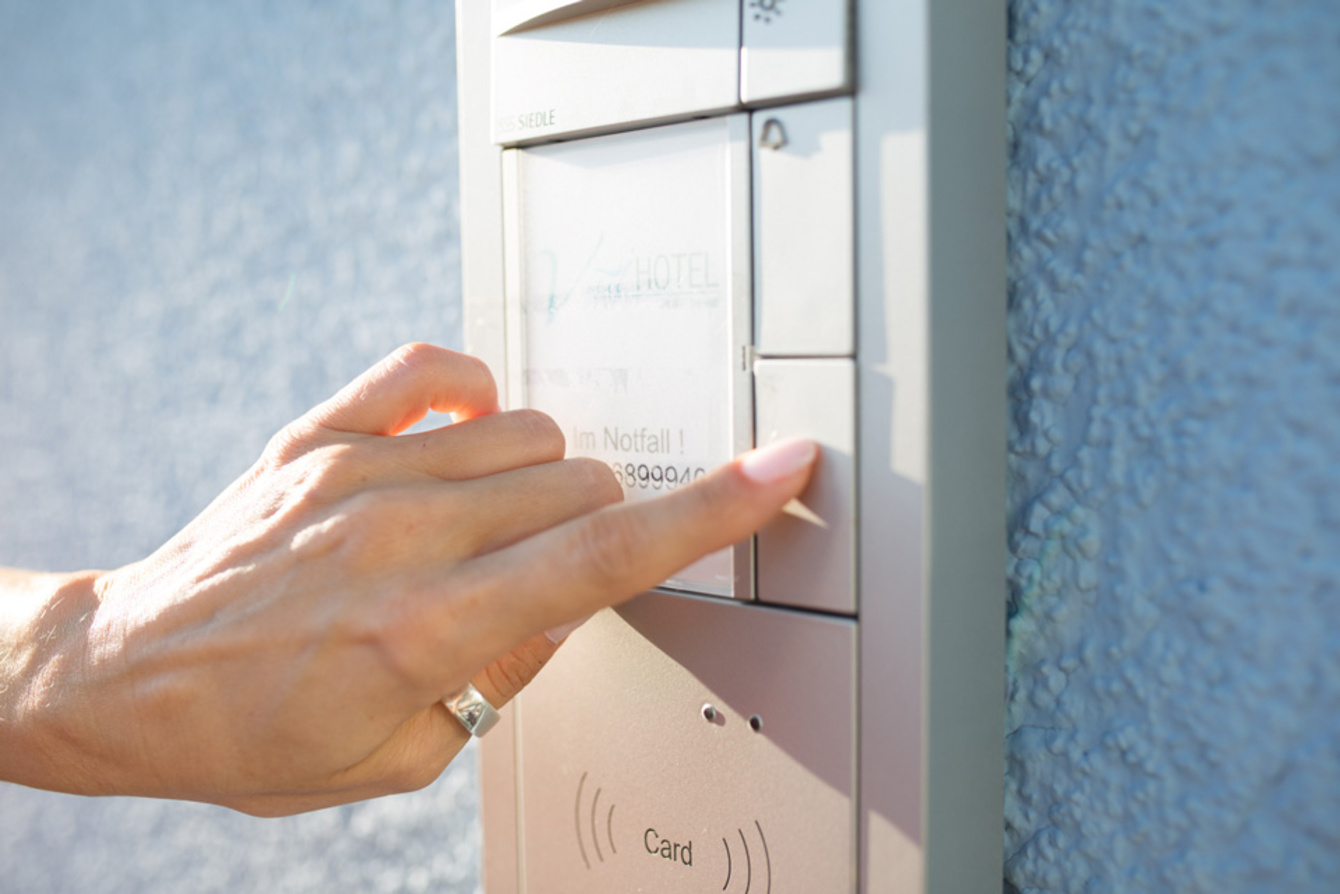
755, 359, 855, 614
492, 0, 740, 144
741, 0, 851, 104
752, 99, 854, 357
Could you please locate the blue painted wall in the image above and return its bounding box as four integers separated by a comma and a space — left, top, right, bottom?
1004, 0, 1339, 890
1, 1, 1336, 891
0, 2, 481, 891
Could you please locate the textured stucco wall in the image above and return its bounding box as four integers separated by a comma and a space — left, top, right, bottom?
0, 1, 482, 891
1004, 0, 1340, 891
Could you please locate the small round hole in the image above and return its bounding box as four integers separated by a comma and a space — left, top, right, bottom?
702, 704, 718, 723
749, 714, 764, 732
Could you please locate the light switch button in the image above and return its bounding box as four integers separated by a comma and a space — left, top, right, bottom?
742, 0, 852, 104
755, 359, 855, 615
753, 99, 854, 357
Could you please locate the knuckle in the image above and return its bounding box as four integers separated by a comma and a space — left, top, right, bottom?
289, 509, 354, 560
262, 417, 355, 472
568, 457, 624, 506
262, 421, 316, 467
508, 408, 565, 456
285, 443, 365, 504
390, 344, 498, 409
328, 490, 415, 567
388, 341, 438, 370
375, 640, 437, 694
265, 447, 372, 536
292, 492, 383, 570
459, 353, 498, 398
483, 642, 549, 703
333, 581, 441, 688
457, 350, 493, 383
573, 509, 643, 591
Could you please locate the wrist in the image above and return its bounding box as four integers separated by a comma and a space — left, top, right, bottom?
0, 568, 109, 795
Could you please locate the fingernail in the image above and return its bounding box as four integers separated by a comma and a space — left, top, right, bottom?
740, 438, 818, 485
545, 615, 592, 644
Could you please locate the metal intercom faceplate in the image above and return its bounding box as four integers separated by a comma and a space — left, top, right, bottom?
457, 1, 1004, 891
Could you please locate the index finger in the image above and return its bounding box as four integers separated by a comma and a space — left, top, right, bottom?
443, 438, 819, 673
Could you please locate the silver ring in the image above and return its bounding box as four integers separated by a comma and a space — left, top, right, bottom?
443, 683, 501, 738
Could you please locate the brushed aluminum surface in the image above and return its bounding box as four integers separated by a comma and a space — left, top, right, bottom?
516, 596, 856, 893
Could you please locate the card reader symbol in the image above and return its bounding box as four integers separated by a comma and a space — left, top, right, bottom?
722, 821, 773, 893
574, 771, 619, 870
749, 0, 785, 25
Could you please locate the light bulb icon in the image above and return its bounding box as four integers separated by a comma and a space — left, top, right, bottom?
749, 0, 785, 25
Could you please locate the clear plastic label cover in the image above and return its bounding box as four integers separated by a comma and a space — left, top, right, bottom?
518, 120, 735, 595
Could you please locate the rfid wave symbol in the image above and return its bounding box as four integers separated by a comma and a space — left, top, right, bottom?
721, 821, 772, 894
574, 772, 619, 870
572, 773, 773, 892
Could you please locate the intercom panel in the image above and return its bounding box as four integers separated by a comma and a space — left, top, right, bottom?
457, 1, 1005, 891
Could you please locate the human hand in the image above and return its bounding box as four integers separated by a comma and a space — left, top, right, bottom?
2, 344, 816, 815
